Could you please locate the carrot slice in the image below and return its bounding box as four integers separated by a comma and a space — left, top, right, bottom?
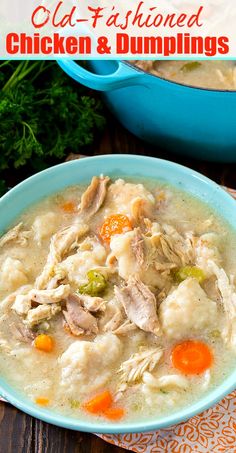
60, 201, 77, 214
83, 391, 113, 414
35, 397, 49, 406
100, 214, 132, 244
103, 407, 125, 421
34, 334, 53, 353
171, 340, 213, 375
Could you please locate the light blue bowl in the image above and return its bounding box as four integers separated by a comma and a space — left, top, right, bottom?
0, 154, 236, 433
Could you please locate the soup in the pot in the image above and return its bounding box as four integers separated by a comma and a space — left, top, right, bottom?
130, 60, 236, 90
0, 176, 236, 423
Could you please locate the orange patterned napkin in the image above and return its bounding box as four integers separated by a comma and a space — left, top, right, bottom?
97, 391, 236, 452
96, 187, 236, 453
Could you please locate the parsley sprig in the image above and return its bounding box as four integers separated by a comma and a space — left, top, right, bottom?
0, 61, 106, 195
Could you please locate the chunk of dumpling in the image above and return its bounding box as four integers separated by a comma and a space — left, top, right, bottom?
109, 230, 166, 288
32, 212, 59, 245
0, 257, 28, 291
195, 233, 220, 276
159, 278, 218, 339
59, 239, 106, 285
59, 334, 122, 396
12, 294, 31, 315
104, 179, 155, 218
141, 372, 189, 408
143, 372, 189, 390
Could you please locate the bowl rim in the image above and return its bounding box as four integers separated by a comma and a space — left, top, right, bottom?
123, 60, 236, 93
0, 153, 236, 434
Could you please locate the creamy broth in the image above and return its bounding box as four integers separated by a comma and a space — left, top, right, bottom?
131, 61, 236, 90
0, 177, 236, 423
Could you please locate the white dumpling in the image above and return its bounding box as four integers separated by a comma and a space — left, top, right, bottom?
59, 334, 122, 396
109, 231, 139, 279
32, 212, 59, 245
104, 179, 155, 217
195, 233, 220, 276
109, 230, 166, 288
59, 240, 106, 285
159, 278, 218, 339
0, 257, 28, 291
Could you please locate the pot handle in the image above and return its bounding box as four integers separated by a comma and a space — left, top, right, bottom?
57, 60, 143, 91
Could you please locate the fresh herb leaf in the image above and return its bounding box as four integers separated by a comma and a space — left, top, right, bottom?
0, 61, 106, 184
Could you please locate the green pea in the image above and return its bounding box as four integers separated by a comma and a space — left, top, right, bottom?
69, 399, 80, 409
175, 266, 205, 284
209, 329, 221, 339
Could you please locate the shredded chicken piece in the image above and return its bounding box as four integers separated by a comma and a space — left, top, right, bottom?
131, 196, 154, 229
100, 299, 125, 333
25, 304, 61, 327
11, 322, 36, 343
109, 230, 170, 289
113, 319, 137, 335
131, 227, 145, 267
202, 275, 221, 303
157, 224, 195, 266
79, 294, 106, 313
0, 223, 31, 248
29, 284, 70, 304
11, 284, 70, 317
209, 261, 236, 348
35, 223, 88, 289
114, 276, 162, 336
110, 223, 194, 290
118, 347, 163, 383
63, 294, 98, 336
78, 176, 110, 219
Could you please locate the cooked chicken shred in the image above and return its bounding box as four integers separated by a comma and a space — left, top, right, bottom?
114, 276, 162, 336
0, 223, 31, 248
63, 294, 98, 336
118, 347, 163, 383
209, 261, 236, 348
78, 176, 110, 219
35, 223, 89, 289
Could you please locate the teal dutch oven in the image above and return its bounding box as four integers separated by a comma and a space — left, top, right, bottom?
57, 60, 236, 161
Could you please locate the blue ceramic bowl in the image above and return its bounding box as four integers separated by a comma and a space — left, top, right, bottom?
0, 155, 236, 433
57, 60, 236, 162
